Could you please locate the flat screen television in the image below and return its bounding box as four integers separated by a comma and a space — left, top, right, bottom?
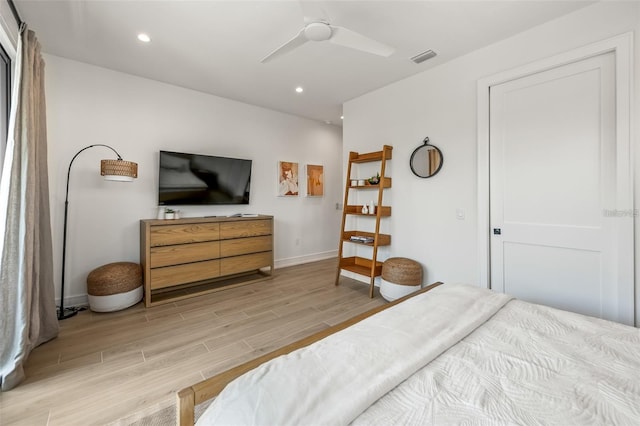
158, 150, 252, 205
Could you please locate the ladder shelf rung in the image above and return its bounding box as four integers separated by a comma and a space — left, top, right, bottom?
342, 231, 391, 246
349, 145, 393, 163
348, 177, 392, 189
344, 205, 391, 216
338, 256, 383, 277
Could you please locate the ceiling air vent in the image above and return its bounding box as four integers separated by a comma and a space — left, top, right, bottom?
411, 49, 437, 64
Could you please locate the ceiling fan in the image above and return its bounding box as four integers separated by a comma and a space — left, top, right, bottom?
261, 7, 395, 63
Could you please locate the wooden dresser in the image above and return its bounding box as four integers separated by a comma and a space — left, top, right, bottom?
140, 216, 273, 307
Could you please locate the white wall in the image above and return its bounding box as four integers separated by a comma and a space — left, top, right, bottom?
344, 1, 640, 321
45, 55, 343, 306
0, 1, 18, 53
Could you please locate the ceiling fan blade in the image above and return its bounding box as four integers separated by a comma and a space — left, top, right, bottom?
261, 28, 308, 63
328, 25, 395, 57
299, 0, 330, 25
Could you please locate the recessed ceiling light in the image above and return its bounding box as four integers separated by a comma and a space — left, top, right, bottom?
324, 120, 331, 125
340, 115, 344, 120
295, 86, 303, 93
137, 33, 151, 43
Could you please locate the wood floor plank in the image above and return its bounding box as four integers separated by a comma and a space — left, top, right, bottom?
0, 258, 387, 425
3, 351, 147, 411
0, 405, 51, 426
28, 350, 102, 377
245, 321, 331, 353
323, 299, 386, 326
202, 307, 311, 351
141, 312, 269, 359
200, 351, 262, 381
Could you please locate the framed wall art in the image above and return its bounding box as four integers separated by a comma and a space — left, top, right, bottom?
277, 161, 299, 196
306, 164, 324, 197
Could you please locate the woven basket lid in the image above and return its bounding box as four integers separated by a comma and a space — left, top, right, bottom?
87, 262, 142, 296
381, 257, 423, 286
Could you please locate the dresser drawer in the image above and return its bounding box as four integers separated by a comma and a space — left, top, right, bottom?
220, 220, 271, 239
220, 252, 272, 276
150, 260, 220, 289
141, 217, 274, 307
220, 235, 272, 258
150, 241, 220, 268
150, 223, 220, 247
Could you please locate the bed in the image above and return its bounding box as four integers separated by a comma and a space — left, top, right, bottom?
177, 282, 640, 425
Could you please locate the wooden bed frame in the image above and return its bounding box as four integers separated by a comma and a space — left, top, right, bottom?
176, 282, 443, 425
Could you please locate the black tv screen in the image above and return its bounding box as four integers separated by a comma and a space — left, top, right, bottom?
158, 150, 252, 205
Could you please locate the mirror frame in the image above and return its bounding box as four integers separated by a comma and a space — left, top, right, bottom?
410, 137, 443, 178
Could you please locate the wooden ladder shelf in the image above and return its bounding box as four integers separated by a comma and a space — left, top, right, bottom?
335, 145, 392, 297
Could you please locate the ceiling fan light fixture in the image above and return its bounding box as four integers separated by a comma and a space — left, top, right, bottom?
304, 22, 332, 41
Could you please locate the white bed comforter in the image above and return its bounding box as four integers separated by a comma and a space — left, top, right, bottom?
354, 298, 640, 425
198, 284, 513, 425
198, 284, 640, 425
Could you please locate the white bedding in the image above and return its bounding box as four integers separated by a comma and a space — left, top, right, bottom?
198, 284, 512, 425
354, 299, 640, 425
197, 284, 640, 425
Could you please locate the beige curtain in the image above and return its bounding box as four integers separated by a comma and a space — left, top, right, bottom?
0, 27, 58, 391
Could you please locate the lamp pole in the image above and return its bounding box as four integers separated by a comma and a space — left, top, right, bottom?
58, 144, 127, 320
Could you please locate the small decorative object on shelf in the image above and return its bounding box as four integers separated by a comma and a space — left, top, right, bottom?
368, 173, 380, 185
164, 208, 175, 219
358, 179, 365, 186
350, 235, 374, 244
361, 204, 369, 214
157, 206, 165, 219
369, 200, 375, 214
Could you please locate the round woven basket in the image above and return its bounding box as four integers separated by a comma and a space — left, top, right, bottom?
87, 262, 142, 296
381, 257, 422, 286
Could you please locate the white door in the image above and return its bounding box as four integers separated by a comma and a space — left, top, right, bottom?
490, 52, 632, 325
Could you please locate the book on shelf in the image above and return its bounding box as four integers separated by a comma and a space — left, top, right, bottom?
349, 236, 374, 244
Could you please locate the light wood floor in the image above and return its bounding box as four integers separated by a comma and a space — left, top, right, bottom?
0, 258, 385, 425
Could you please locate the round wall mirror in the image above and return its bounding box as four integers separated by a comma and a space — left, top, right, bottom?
410, 137, 443, 178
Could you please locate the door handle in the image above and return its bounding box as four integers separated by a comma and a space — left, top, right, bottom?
493, 228, 501, 235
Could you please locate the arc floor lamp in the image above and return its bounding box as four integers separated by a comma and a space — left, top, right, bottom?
58, 144, 138, 320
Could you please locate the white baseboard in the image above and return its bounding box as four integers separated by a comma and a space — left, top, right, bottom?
57, 294, 89, 308
275, 250, 338, 269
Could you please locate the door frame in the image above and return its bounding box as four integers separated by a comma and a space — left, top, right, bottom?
477, 33, 634, 322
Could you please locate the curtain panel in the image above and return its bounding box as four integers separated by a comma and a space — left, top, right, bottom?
0, 27, 58, 391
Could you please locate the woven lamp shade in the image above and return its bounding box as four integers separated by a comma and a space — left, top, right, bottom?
101, 159, 138, 181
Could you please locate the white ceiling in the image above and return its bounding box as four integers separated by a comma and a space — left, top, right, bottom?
15, 0, 593, 126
